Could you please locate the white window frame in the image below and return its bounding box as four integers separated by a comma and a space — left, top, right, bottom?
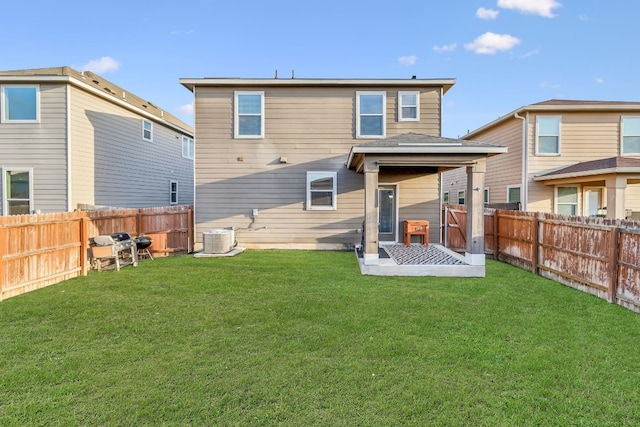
306, 171, 337, 211
169, 180, 178, 205
442, 191, 449, 204
1, 85, 40, 123
356, 91, 386, 138
621, 116, 640, 155
398, 91, 419, 122
535, 115, 561, 155
555, 186, 578, 216
2, 167, 33, 215
234, 91, 265, 138
507, 186, 521, 204
142, 120, 153, 142
182, 135, 194, 160
457, 190, 465, 205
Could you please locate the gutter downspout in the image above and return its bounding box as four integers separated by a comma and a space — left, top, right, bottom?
66, 84, 72, 212
514, 111, 528, 210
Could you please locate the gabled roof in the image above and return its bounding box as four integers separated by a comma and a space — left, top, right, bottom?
180, 77, 456, 94
466, 99, 640, 138
0, 66, 193, 135
534, 156, 640, 181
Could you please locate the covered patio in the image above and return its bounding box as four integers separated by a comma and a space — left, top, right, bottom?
346, 133, 507, 277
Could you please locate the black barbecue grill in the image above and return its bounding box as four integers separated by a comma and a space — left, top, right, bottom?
134, 234, 154, 260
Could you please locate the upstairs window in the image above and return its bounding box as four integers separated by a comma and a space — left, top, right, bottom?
235, 91, 264, 138
306, 171, 337, 210
182, 136, 194, 159
622, 117, 640, 155
3, 169, 32, 215
1, 85, 39, 123
536, 116, 560, 155
356, 91, 386, 138
398, 91, 419, 121
143, 120, 153, 141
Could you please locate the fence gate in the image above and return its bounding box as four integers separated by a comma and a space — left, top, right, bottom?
443, 205, 467, 252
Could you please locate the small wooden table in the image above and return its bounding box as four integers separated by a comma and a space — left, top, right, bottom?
404, 220, 429, 247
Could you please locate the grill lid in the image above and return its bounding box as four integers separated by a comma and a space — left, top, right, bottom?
111, 232, 132, 241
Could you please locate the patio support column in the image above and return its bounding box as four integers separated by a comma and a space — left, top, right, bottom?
363, 159, 379, 265
605, 175, 627, 219
465, 158, 486, 267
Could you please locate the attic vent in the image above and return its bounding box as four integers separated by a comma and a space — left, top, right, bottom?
92, 79, 99, 85
203, 228, 236, 254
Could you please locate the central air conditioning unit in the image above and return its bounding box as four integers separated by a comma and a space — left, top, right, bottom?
203, 228, 236, 254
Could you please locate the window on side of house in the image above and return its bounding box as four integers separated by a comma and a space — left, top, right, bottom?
1, 85, 39, 123
356, 91, 386, 138
507, 186, 521, 204
169, 180, 178, 205
536, 116, 561, 155
182, 136, 194, 159
398, 91, 419, 121
621, 116, 640, 155
235, 91, 264, 138
3, 168, 32, 215
306, 171, 337, 210
143, 120, 153, 141
484, 188, 490, 204
442, 191, 449, 204
457, 190, 465, 205
556, 186, 578, 215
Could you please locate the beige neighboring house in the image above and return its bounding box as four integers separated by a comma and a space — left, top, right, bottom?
0, 66, 194, 215
180, 76, 505, 267
442, 99, 640, 219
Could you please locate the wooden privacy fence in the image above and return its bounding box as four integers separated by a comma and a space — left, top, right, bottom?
443, 204, 640, 313
0, 205, 193, 301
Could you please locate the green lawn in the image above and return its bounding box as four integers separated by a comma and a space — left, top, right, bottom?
1, 251, 640, 426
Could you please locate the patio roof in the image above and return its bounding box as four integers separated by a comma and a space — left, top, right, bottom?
346, 133, 507, 173
534, 156, 640, 182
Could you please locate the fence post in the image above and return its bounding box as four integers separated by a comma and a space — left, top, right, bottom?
607, 227, 621, 303
0, 224, 5, 301
531, 215, 539, 275
188, 206, 194, 253
80, 216, 89, 276
493, 210, 499, 260
137, 209, 143, 236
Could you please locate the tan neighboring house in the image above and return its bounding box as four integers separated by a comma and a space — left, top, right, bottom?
180, 76, 505, 267
442, 99, 640, 219
0, 66, 194, 215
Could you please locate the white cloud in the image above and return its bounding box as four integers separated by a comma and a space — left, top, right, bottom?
595, 78, 604, 84
497, 0, 562, 18
81, 56, 120, 74
433, 43, 457, 53
398, 55, 418, 66
464, 32, 521, 54
177, 103, 194, 115
476, 7, 499, 20
519, 48, 540, 59
539, 81, 561, 89
579, 14, 589, 21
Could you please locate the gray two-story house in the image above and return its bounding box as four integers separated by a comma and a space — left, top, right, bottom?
0, 66, 194, 215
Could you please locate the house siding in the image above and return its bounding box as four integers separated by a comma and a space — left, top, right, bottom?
70, 85, 194, 208
194, 85, 443, 249
0, 83, 68, 214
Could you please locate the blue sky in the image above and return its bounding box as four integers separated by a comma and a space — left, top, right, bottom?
2, 0, 636, 137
